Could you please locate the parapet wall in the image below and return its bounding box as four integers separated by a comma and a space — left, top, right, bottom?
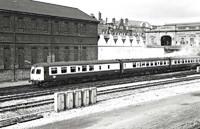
98, 34, 165, 60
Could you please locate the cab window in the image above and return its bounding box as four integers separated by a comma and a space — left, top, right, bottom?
36, 69, 41, 74
31, 69, 35, 74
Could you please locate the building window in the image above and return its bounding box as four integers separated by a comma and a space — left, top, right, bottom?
43, 47, 48, 62
64, 22, 69, 34
64, 46, 69, 61
74, 23, 78, 34
18, 47, 25, 68
3, 16, 10, 28
3, 47, 11, 69
43, 20, 48, 32
31, 19, 37, 30
31, 47, 37, 64
74, 46, 78, 61
54, 21, 59, 34
17, 17, 24, 29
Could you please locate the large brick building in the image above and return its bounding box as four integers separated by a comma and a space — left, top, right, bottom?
0, 0, 99, 81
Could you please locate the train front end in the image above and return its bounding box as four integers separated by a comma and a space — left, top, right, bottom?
30, 66, 44, 86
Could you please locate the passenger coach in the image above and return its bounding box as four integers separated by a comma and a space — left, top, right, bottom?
30, 60, 121, 86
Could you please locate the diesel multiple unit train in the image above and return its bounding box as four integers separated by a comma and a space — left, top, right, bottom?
30, 56, 200, 86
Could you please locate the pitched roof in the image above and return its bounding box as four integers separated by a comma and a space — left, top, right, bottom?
0, 0, 98, 22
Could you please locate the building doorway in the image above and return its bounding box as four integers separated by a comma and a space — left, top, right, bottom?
161, 36, 172, 46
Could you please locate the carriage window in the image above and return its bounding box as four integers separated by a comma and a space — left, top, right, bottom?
174, 60, 177, 64
142, 62, 145, 67
124, 64, 126, 68
51, 68, 57, 74
157, 61, 160, 65
150, 62, 154, 66
61, 67, 67, 73
78, 67, 81, 71
108, 65, 110, 69
99, 66, 101, 70
160, 61, 163, 65
36, 69, 41, 74
31, 69, 35, 74
146, 62, 149, 67
82, 65, 87, 71
154, 62, 157, 66
70, 66, 76, 72
136, 62, 140, 67
133, 63, 136, 67
178, 60, 180, 64
89, 65, 94, 71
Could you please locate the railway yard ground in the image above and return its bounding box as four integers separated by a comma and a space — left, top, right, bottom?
1, 71, 200, 128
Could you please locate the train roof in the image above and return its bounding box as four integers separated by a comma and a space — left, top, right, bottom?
32, 60, 120, 67
121, 57, 170, 62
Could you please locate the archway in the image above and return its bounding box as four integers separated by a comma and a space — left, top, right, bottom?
161, 36, 172, 46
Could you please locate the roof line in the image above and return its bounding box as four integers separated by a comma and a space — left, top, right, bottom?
31, 0, 78, 10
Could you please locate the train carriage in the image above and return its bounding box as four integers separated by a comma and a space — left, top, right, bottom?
121, 57, 171, 75
30, 60, 121, 86
170, 56, 200, 71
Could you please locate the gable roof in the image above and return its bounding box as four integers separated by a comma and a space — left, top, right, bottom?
0, 0, 98, 22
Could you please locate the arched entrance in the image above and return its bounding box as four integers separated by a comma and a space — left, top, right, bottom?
161, 36, 172, 46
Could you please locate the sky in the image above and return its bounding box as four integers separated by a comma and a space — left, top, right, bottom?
35, 0, 200, 25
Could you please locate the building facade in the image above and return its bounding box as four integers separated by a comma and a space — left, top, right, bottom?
146, 22, 200, 52
0, 0, 99, 81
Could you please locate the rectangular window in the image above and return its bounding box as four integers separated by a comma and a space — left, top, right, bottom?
51, 68, 57, 74
43, 20, 48, 32
3, 47, 11, 69
18, 17, 24, 29
61, 67, 67, 73
74, 47, 78, 61
31, 69, 35, 74
99, 66, 101, 70
133, 63, 136, 67
89, 65, 94, 71
82, 65, 87, 71
64, 22, 69, 34
64, 47, 69, 61
150, 62, 154, 66
31, 47, 37, 64
142, 62, 145, 67
108, 65, 110, 69
36, 69, 41, 74
146, 62, 149, 67
18, 47, 25, 68
3, 16, 10, 28
31, 19, 37, 30
71, 66, 76, 72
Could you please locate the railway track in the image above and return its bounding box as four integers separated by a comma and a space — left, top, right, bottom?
1, 75, 200, 113
0, 70, 198, 103
1, 74, 200, 128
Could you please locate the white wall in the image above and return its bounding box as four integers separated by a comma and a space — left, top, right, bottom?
98, 34, 165, 60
